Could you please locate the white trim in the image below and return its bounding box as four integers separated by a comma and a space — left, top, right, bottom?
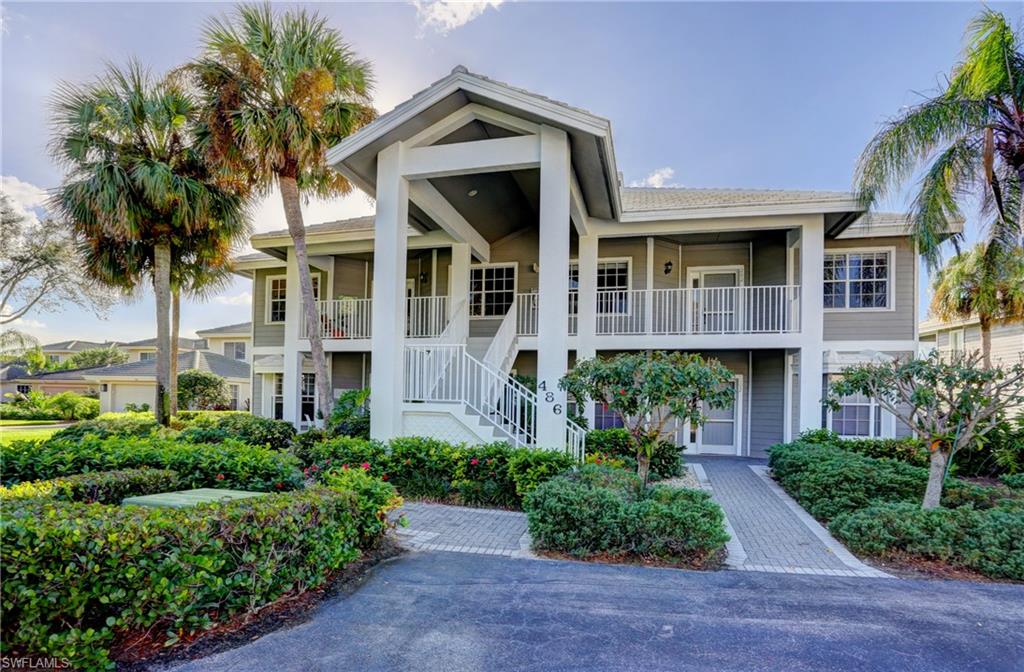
264, 274, 287, 325
403, 102, 541, 149
822, 246, 896, 313
683, 374, 744, 456
948, 327, 966, 353
782, 352, 794, 443
568, 256, 633, 292
468, 261, 518, 320
685, 264, 746, 288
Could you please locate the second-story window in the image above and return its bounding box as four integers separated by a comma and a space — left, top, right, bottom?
470, 265, 516, 317
948, 328, 965, 353
224, 341, 247, 361
823, 250, 891, 310
569, 260, 630, 314
266, 276, 287, 324
139, 352, 155, 362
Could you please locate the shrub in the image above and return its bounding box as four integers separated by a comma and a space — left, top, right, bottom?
830, 502, 1024, 580
1, 487, 368, 669
524, 464, 727, 566
181, 412, 295, 450
177, 369, 230, 410
507, 449, 577, 497
321, 466, 403, 546
796, 429, 929, 467
1002, 473, 1024, 491
586, 428, 682, 479
326, 388, 371, 439
51, 412, 159, 442
1, 435, 303, 491
386, 436, 461, 500
0, 468, 180, 504
0, 391, 100, 421
451, 442, 519, 508
295, 436, 388, 475
584, 450, 632, 471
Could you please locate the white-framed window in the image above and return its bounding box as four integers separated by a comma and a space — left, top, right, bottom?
948, 328, 965, 353
229, 384, 239, 411
824, 249, 893, 310
272, 373, 284, 420
266, 275, 287, 324
824, 376, 884, 438
139, 352, 155, 362
300, 373, 316, 422
224, 341, 247, 361
15, 384, 30, 394
469, 264, 516, 318
593, 402, 625, 430
47, 354, 61, 364
569, 259, 631, 314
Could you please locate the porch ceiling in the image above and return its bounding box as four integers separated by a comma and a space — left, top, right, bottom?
427, 169, 539, 244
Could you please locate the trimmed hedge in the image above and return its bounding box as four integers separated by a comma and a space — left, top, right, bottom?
830, 502, 1024, 581
321, 466, 403, 547
523, 464, 728, 566
177, 412, 295, 450
585, 428, 682, 479
1, 487, 376, 670
1, 435, 304, 491
51, 412, 160, 442
796, 429, 929, 467
294, 435, 576, 508
0, 468, 180, 504
1002, 473, 1024, 491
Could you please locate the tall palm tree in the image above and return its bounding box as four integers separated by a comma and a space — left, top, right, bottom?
856, 9, 1024, 268
51, 61, 248, 425
930, 242, 1024, 367
191, 3, 376, 420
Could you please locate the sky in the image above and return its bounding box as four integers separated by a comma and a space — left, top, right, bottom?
1, 1, 1015, 344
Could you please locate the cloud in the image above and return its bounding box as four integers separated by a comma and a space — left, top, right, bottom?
1, 175, 49, 224
411, 0, 503, 36
629, 167, 681, 189
5, 316, 47, 330
212, 291, 252, 307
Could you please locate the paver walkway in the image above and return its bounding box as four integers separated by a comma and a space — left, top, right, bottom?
391, 502, 531, 557
688, 456, 887, 577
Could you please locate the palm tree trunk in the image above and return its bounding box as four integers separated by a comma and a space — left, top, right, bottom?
170, 289, 180, 417
979, 314, 993, 369
153, 242, 172, 426
279, 175, 333, 425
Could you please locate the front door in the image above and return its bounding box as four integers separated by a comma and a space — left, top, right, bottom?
678, 376, 743, 455
688, 267, 742, 333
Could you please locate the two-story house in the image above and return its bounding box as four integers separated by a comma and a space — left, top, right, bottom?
235, 67, 941, 457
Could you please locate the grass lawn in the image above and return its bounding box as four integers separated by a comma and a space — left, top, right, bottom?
0, 419, 65, 427
0, 427, 59, 444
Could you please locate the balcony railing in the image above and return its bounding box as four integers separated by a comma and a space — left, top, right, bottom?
515, 285, 801, 337
300, 296, 450, 340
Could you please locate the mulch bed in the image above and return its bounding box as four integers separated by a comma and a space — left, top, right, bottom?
859, 553, 1021, 584
114, 538, 405, 671
533, 546, 726, 572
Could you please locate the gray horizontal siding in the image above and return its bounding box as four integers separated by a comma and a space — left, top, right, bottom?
750, 349, 785, 457
824, 236, 916, 341
253, 268, 285, 347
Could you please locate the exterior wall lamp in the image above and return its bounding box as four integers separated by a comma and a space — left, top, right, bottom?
663, 260, 674, 275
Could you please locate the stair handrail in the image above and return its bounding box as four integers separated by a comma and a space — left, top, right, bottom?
482, 296, 519, 373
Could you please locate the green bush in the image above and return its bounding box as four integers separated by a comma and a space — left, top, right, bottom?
386, 436, 461, 499
179, 412, 295, 450
507, 449, 577, 497
0, 391, 100, 421
296, 436, 389, 474
1, 487, 369, 669
1002, 473, 1024, 491
450, 442, 519, 507
1, 468, 180, 504
51, 412, 160, 442
585, 428, 682, 479
326, 388, 371, 439
321, 466, 403, 546
524, 464, 727, 565
1, 435, 303, 491
830, 502, 1024, 580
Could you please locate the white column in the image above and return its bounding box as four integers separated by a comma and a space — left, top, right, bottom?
449, 243, 471, 334
536, 125, 571, 448
645, 237, 654, 334
576, 233, 598, 429
282, 248, 302, 424
798, 217, 825, 432
369, 142, 409, 441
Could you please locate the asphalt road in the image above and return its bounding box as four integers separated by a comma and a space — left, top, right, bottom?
164, 551, 1024, 672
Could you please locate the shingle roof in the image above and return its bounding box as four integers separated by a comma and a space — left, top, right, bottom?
234, 251, 281, 263
0, 364, 29, 381
195, 322, 252, 337
19, 367, 102, 382
85, 351, 250, 380
122, 337, 207, 350
41, 340, 121, 352
251, 216, 375, 241
620, 187, 856, 213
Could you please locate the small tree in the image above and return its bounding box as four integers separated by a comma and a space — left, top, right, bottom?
177, 370, 230, 411
826, 351, 1024, 510
560, 351, 735, 483
65, 347, 129, 369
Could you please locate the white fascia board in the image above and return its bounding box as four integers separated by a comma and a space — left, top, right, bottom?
618, 199, 863, 224
302, 229, 456, 257
591, 213, 822, 237
404, 103, 541, 148
401, 134, 540, 180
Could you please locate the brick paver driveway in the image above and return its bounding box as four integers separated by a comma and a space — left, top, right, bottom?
391, 502, 532, 557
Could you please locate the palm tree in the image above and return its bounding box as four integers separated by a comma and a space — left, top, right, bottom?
856, 9, 1024, 268
191, 3, 376, 420
930, 243, 1024, 367
51, 61, 248, 425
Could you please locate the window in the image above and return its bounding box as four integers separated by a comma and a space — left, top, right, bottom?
824, 250, 891, 310
47, 354, 61, 364
825, 377, 883, 438
300, 373, 316, 422
593, 402, 625, 430
224, 341, 247, 361
948, 328, 965, 353
469, 265, 515, 317
139, 352, 155, 362
101, 383, 109, 392
229, 384, 239, 411
569, 260, 630, 314
272, 373, 284, 420
266, 276, 287, 323
15, 384, 30, 394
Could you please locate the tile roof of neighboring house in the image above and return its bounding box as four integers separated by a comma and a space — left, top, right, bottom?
122, 337, 207, 350
195, 322, 252, 337
619, 187, 856, 213
41, 340, 122, 352
85, 351, 250, 380
1, 364, 29, 381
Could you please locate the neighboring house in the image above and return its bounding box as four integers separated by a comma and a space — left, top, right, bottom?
40, 340, 122, 365
121, 337, 208, 363
0, 364, 30, 402
195, 322, 252, 364
230, 67, 950, 455
84, 351, 251, 413
7, 368, 101, 398
919, 315, 1024, 366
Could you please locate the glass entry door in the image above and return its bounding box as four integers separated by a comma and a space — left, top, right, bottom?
678, 377, 742, 455
689, 268, 740, 333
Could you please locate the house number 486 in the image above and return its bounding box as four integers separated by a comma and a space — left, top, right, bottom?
538, 381, 562, 415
